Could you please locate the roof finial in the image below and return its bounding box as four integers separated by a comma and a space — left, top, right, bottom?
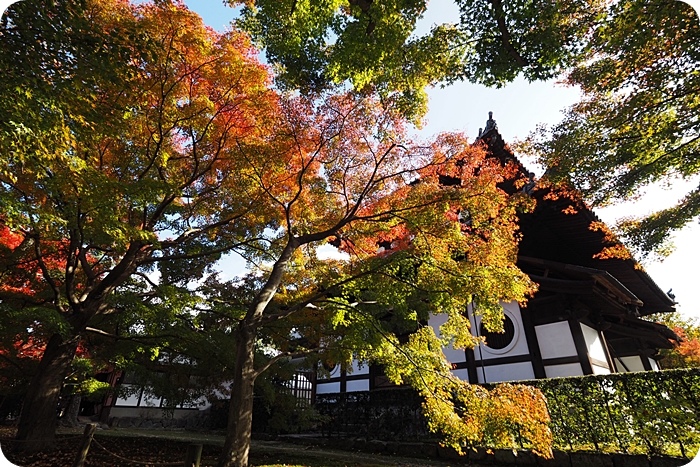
484, 111, 497, 133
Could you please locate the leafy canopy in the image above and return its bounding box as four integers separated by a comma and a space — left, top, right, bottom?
520, 0, 700, 257
234, 0, 605, 121
1, 0, 552, 460
235, 0, 700, 257
0, 0, 276, 325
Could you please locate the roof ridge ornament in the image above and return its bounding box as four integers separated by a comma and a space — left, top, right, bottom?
478, 111, 498, 139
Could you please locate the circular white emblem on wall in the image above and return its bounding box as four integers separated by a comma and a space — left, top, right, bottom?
479, 309, 519, 355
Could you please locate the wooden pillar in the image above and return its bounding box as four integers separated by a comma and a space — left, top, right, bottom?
464, 348, 479, 384
520, 306, 546, 379
569, 319, 594, 375
72, 423, 96, 467
185, 444, 203, 467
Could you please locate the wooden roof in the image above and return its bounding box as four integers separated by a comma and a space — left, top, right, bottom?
479, 128, 676, 317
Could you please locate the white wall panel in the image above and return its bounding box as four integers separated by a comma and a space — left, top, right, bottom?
451, 368, 470, 381
581, 324, 609, 365
350, 360, 370, 375
346, 379, 370, 392
544, 363, 583, 378
535, 322, 576, 360
472, 301, 529, 358
315, 382, 341, 394
477, 362, 535, 383
615, 356, 646, 372
115, 384, 141, 407
317, 364, 341, 380
428, 313, 468, 363
139, 391, 161, 408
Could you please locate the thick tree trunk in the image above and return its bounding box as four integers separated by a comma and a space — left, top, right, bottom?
16, 333, 80, 451
60, 393, 82, 428
217, 240, 300, 467
217, 324, 258, 467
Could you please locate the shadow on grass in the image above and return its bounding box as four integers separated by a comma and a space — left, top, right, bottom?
2, 426, 457, 466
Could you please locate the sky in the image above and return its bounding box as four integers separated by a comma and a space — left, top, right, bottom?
178, 0, 700, 322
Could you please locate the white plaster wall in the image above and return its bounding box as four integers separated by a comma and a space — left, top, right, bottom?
171, 395, 209, 410
315, 382, 341, 394
615, 356, 646, 372
535, 322, 577, 360
109, 407, 197, 419
592, 364, 611, 375
115, 384, 140, 407
428, 313, 468, 363
476, 362, 535, 383
350, 360, 370, 375
648, 358, 659, 371
472, 301, 530, 358
451, 368, 470, 381
544, 363, 583, 378
317, 364, 341, 380
581, 323, 609, 365
346, 379, 370, 392
114, 386, 211, 410
139, 391, 161, 408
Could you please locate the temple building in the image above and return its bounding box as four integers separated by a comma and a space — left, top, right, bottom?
314, 113, 678, 395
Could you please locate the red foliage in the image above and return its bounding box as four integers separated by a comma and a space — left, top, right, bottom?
673, 326, 700, 367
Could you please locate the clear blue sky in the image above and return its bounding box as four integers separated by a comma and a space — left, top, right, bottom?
190, 1, 699, 321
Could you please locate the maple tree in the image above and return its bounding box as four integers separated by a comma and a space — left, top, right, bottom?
234, 0, 606, 121
1, 0, 275, 450
1, 2, 552, 466
523, 0, 700, 257
651, 312, 700, 369
195, 120, 549, 466
236, 0, 699, 256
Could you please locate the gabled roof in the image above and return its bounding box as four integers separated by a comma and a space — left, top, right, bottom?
477, 123, 675, 316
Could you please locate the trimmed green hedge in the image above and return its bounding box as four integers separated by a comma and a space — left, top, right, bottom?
314, 368, 700, 458
520, 368, 700, 457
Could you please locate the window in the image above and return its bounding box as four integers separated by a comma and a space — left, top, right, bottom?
480, 314, 516, 350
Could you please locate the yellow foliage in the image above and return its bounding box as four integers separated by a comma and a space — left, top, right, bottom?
421, 379, 553, 459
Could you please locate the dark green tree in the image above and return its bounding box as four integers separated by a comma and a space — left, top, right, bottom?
234, 0, 605, 121
523, 0, 700, 257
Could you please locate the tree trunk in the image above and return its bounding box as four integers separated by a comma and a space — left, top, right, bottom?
61, 393, 82, 428
217, 240, 299, 467
16, 333, 80, 451
217, 324, 258, 467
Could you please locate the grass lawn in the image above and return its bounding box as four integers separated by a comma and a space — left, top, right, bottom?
1, 426, 460, 466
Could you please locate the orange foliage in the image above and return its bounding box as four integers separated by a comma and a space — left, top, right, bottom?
589, 221, 633, 260
0, 223, 74, 299
671, 326, 700, 367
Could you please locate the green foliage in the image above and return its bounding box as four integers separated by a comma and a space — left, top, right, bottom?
235, 0, 606, 121
524, 368, 700, 458
252, 371, 325, 435
79, 379, 112, 400
1, 2, 547, 461
362, 326, 552, 456
318, 369, 700, 459
239, 0, 700, 256
521, 0, 700, 257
